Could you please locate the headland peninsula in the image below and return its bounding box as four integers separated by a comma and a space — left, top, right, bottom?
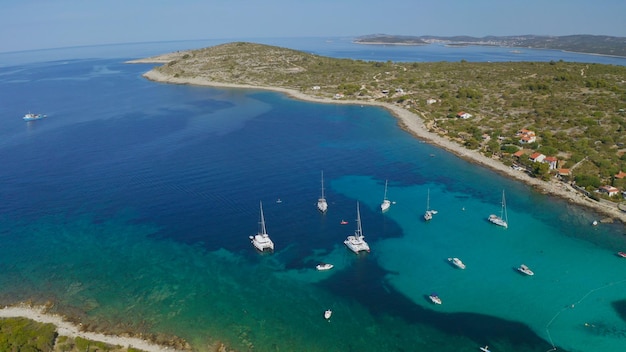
130, 42, 626, 224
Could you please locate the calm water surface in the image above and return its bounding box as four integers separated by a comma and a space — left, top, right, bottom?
0, 39, 625, 352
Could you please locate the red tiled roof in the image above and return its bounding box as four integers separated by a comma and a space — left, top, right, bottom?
615, 171, 626, 179
513, 150, 525, 157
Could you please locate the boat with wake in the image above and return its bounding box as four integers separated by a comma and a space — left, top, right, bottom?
23, 113, 47, 121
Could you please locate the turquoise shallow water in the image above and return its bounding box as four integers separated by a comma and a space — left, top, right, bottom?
333, 176, 626, 352
0, 40, 625, 352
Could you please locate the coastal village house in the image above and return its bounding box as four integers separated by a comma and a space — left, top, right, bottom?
529, 152, 546, 163
599, 185, 620, 197
544, 156, 558, 170
517, 129, 537, 144
456, 111, 472, 119
558, 168, 571, 178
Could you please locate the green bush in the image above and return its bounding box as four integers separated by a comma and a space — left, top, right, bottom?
0, 317, 56, 352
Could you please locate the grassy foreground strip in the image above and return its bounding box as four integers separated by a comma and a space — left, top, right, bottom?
0, 316, 145, 352
0, 305, 191, 352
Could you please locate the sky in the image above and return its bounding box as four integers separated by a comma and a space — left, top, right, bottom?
2, 0, 626, 53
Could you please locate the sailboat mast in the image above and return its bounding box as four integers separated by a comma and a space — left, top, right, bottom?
500, 190, 509, 224
383, 180, 388, 200
356, 202, 362, 238
259, 201, 267, 235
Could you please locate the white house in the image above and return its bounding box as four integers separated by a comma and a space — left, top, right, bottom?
529, 152, 546, 163
600, 185, 620, 197
456, 111, 472, 119
517, 129, 537, 144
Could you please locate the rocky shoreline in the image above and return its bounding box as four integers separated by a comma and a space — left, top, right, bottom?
138, 68, 626, 224
0, 304, 190, 352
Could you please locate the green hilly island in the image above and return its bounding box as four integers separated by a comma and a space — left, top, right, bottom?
150, 42, 626, 197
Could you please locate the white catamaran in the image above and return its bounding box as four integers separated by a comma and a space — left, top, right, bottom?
488, 190, 508, 228
317, 170, 328, 213
344, 202, 370, 254
250, 201, 274, 252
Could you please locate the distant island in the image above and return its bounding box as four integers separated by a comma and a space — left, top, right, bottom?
354, 34, 626, 57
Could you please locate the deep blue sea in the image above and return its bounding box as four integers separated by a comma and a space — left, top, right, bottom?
1, 37, 626, 352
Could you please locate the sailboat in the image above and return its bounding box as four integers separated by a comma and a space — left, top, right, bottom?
488, 190, 508, 228
381, 180, 391, 212
423, 188, 437, 221
249, 201, 275, 251
344, 202, 370, 254
317, 170, 328, 213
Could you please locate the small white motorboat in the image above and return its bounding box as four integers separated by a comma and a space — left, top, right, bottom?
23, 113, 47, 121
517, 264, 534, 276
429, 293, 442, 305
324, 309, 332, 320
448, 257, 466, 269
316, 263, 334, 271
479, 345, 491, 352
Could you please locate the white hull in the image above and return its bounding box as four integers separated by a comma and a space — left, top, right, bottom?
316, 263, 334, 271
429, 295, 442, 305
317, 199, 328, 213
344, 236, 370, 253
448, 257, 466, 269
250, 234, 274, 251
517, 264, 534, 276
23, 113, 46, 121
488, 215, 508, 228
324, 309, 332, 320
344, 202, 370, 254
